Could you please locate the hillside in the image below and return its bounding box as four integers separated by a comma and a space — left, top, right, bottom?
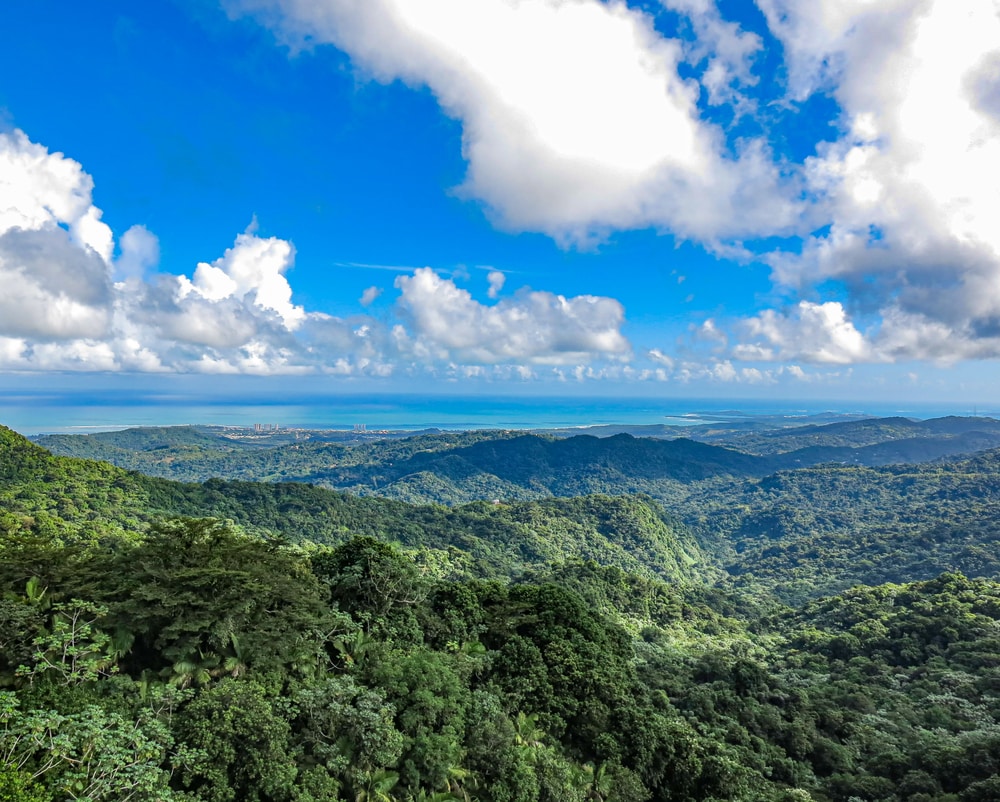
3, 435, 1000, 801
34, 416, 1000, 505
0, 425, 705, 583
698, 414, 1000, 456
15, 423, 1000, 604
683, 446, 1000, 602
36, 428, 775, 502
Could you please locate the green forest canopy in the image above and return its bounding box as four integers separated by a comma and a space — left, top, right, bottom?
4, 422, 1000, 801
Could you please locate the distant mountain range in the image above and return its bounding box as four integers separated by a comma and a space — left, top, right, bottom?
34, 415, 1000, 505
15, 415, 1000, 600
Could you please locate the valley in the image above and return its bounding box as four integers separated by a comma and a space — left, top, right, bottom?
3, 416, 1000, 802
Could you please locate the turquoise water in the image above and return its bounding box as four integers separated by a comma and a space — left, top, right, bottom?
2, 392, 994, 436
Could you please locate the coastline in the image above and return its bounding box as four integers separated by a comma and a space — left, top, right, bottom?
4, 392, 996, 436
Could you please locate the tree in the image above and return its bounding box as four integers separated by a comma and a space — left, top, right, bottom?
0, 691, 179, 802
293, 675, 403, 795
173, 678, 298, 802
112, 518, 329, 676
312, 536, 427, 641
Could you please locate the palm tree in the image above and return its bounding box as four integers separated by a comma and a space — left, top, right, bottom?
164, 657, 213, 689
513, 712, 546, 752
354, 769, 400, 802
23, 576, 48, 607
442, 764, 476, 802
409, 792, 459, 802
163, 649, 223, 688
218, 633, 246, 678
334, 630, 376, 669
580, 762, 612, 802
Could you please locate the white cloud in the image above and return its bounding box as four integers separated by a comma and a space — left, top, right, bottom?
359, 285, 383, 306
693, 318, 728, 350
0, 227, 113, 340
671, 358, 807, 385
179, 229, 305, 329
486, 269, 505, 299
735, 301, 871, 364
28, 340, 119, 372
0, 131, 115, 342
750, 0, 1000, 363
0, 129, 391, 376
662, 0, 762, 108
0, 337, 27, 369
395, 266, 630, 364
115, 225, 160, 281
0, 127, 640, 380
0, 129, 114, 263
754, 0, 919, 102
647, 348, 674, 370
233, 0, 801, 244
237, 0, 1000, 370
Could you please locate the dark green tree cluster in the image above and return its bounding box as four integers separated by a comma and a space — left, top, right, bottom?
7, 421, 1000, 801
4, 515, 1000, 802
0, 520, 745, 802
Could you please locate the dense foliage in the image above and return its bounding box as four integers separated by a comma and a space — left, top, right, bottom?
19, 422, 1000, 599
684, 450, 1000, 601
36, 418, 1000, 502
4, 516, 1000, 802
5, 422, 1000, 801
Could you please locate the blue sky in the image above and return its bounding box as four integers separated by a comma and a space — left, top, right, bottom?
1, 0, 1000, 403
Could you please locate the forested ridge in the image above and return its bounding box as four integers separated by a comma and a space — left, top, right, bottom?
35, 416, 1000, 503
5, 423, 1000, 801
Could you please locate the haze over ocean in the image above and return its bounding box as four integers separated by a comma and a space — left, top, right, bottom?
3, 394, 994, 436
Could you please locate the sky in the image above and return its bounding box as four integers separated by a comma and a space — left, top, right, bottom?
1, 0, 1000, 404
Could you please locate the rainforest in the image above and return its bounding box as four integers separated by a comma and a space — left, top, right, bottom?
3, 417, 1000, 802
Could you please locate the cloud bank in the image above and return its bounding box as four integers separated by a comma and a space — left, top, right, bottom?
0, 129, 634, 379
743, 0, 1000, 364
232, 0, 802, 245
9, 0, 1000, 386
395, 267, 629, 364
231, 0, 1000, 371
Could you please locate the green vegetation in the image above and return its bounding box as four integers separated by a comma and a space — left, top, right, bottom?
5, 421, 1000, 800
37, 417, 1000, 501
684, 450, 1000, 601
0, 426, 706, 583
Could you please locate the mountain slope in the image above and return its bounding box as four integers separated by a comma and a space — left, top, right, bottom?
2, 426, 705, 582
35, 417, 1000, 506
685, 446, 1000, 601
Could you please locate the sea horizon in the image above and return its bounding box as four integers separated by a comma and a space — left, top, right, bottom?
3, 392, 996, 436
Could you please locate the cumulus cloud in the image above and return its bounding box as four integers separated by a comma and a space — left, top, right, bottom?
663, 358, 824, 385
0, 129, 374, 375
231, 0, 801, 244
179, 230, 305, 330
17, 0, 1000, 381
395, 267, 630, 364
734, 301, 870, 364
0, 127, 638, 379
234, 0, 1000, 369
744, 0, 1000, 364
0, 129, 114, 263
486, 269, 505, 299
0, 130, 115, 341
115, 225, 160, 281
0, 227, 113, 340
359, 285, 382, 306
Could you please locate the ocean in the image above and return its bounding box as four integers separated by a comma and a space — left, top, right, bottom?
1, 392, 994, 436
